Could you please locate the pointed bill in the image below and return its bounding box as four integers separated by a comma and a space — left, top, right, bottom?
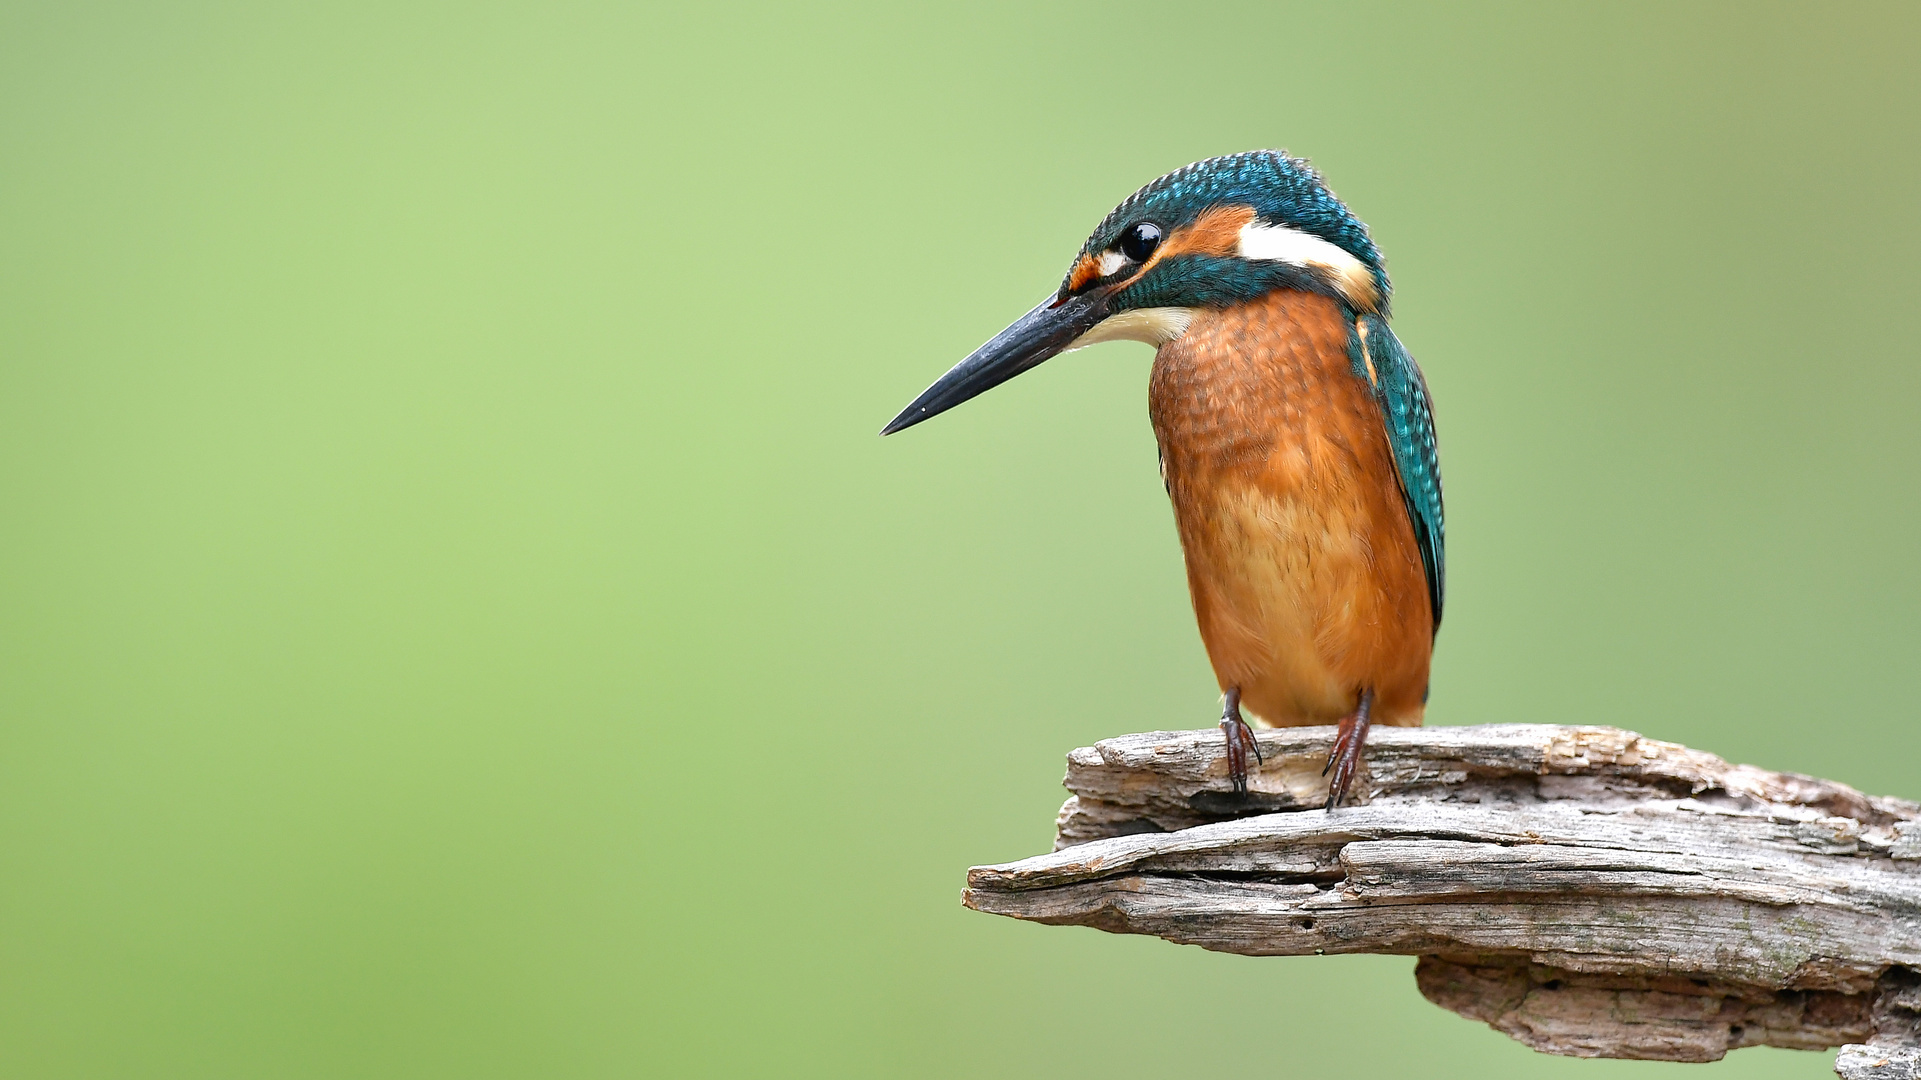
881, 291, 1108, 435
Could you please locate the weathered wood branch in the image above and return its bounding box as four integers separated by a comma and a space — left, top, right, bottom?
963, 725, 1921, 1074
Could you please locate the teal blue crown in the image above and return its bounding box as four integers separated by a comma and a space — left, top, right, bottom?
1070, 150, 1390, 314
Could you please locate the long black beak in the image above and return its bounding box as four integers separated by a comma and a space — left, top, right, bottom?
881, 291, 1109, 435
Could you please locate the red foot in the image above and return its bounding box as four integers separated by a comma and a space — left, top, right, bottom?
1221, 687, 1263, 795
1323, 689, 1375, 809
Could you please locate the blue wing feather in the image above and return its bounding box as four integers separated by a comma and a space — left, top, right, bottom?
1356, 314, 1444, 633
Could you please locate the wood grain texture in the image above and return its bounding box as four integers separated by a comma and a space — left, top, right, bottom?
963, 724, 1921, 1067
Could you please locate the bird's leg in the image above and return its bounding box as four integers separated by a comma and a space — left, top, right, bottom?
1220, 686, 1263, 795
1323, 689, 1375, 809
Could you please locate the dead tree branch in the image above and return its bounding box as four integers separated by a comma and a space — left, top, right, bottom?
963, 725, 1921, 1074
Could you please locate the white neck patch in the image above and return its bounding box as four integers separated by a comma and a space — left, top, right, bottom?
1235, 220, 1379, 311
1066, 307, 1195, 351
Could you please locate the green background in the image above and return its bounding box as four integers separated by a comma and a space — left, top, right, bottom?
3, 2, 1917, 1076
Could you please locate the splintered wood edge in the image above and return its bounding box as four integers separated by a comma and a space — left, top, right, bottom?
966, 724, 1921, 1063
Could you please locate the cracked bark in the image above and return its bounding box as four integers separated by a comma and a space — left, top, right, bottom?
961, 725, 1921, 1075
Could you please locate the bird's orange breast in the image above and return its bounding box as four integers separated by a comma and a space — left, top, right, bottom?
1149, 290, 1431, 727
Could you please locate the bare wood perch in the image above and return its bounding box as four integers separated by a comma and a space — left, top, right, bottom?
963, 725, 1921, 1075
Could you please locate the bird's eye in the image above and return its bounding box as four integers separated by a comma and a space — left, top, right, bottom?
1120, 222, 1163, 262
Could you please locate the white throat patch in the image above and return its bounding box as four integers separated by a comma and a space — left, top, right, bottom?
1066, 307, 1196, 351
1235, 220, 1379, 311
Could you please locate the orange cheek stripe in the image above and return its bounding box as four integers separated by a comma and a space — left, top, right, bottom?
1066, 254, 1101, 292
1158, 204, 1257, 260
1070, 203, 1256, 295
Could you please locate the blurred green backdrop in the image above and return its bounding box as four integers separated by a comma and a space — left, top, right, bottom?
3, 2, 1918, 1076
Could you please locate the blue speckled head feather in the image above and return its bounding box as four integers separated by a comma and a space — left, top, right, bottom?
1069, 150, 1391, 315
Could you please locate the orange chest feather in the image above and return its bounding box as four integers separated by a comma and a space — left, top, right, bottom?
1147, 290, 1430, 724
1148, 290, 1396, 510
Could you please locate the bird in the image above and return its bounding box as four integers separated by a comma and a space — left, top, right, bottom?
882, 151, 1443, 809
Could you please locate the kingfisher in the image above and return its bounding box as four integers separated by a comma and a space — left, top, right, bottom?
882, 151, 1443, 808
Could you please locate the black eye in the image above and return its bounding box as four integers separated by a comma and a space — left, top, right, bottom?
1119, 222, 1162, 263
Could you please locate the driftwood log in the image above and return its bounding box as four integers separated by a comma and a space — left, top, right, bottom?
963, 725, 1921, 1076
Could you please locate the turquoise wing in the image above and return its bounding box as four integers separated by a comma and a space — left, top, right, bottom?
1357, 314, 1444, 633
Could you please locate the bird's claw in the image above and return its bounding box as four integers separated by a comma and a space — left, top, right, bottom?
1323, 690, 1375, 809
1219, 687, 1263, 795
1221, 715, 1262, 795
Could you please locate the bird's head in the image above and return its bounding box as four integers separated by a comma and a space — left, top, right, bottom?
882, 150, 1388, 435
